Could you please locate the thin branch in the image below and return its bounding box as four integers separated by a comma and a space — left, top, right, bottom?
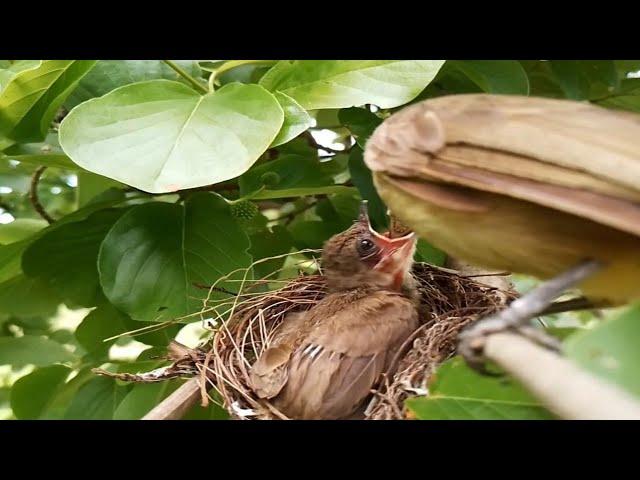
29, 166, 54, 224
163, 60, 208, 94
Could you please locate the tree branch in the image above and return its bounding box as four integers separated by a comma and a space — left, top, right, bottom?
142, 377, 203, 420
29, 166, 54, 224
484, 332, 640, 419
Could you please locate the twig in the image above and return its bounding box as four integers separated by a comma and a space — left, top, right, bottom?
484, 332, 640, 419
193, 283, 238, 296
29, 166, 54, 224
163, 60, 208, 94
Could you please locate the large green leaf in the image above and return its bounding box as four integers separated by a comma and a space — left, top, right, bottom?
0, 275, 62, 317
449, 60, 530, 95
597, 78, 640, 113
0, 60, 97, 143
271, 91, 313, 147
64, 376, 128, 419
415, 239, 446, 266
0, 61, 41, 91
22, 209, 126, 307
76, 302, 181, 357
113, 381, 179, 420
405, 357, 554, 420
65, 60, 203, 108
249, 225, 295, 279
565, 304, 640, 398
0, 336, 75, 367
77, 171, 123, 206
338, 107, 382, 148
347, 148, 387, 230
98, 192, 252, 322
0, 218, 47, 244
59, 80, 284, 193
75, 303, 128, 356
260, 60, 445, 110
10, 365, 70, 419
550, 60, 619, 100
0, 240, 28, 283
240, 154, 335, 195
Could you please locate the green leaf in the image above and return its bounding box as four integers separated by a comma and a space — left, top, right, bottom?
449, 60, 530, 95
65, 60, 203, 109
0, 60, 97, 143
565, 304, 640, 398
10, 365, 70, 419
113, 381, 179, 420
64, 376, 128, 419
405, 357, 554, 419
0, 218, 47, 244
240, 154, 333, 193
260, 60, 445, 110
77, 171, 123, 206
289, 220, 343, 250
249, 225, 295, 279
614, 60, 640, 77
415, 239, 446, 266
0, 240, 28, 283
596, 78, 640, 113
550, 60, 618, 100
99, 192, 252, 322
347, 148, 387, 230
0, 336, 75, 367
0, 275, 62, 317
0, 60, 41, 91
22, 209, 126, 307
59, 80, 284, 193
338, 107, 382, 148
76, 302, 181, 353
183, 398, 230, 419
271, 91, 313, 147
75, 303, 127, 356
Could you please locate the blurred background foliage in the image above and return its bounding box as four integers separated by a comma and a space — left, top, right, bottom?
1, 60, 639, 420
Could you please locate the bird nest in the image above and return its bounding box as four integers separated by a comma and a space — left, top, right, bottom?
180, 251, 516, 420
96, 250, 516, 419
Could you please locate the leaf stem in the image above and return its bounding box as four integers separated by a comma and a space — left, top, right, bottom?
208, 60, 277, 91
163, 60, 208, 94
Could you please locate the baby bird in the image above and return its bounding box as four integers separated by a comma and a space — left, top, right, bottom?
249, 203, 419, 419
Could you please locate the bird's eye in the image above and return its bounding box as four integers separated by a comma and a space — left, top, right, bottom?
357, 238, 377, 257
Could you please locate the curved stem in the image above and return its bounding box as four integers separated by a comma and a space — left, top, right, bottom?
163, 60, 208, 94
208, 60, 277, 91
30, 166, 54, 224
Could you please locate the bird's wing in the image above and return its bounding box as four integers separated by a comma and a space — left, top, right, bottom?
249, 311, 307, 399
275, 292, 418, 419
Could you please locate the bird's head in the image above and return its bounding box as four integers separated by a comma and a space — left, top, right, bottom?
321, 202, 417, 293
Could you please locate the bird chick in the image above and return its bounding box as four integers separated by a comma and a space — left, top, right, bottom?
249, 203, 419, 419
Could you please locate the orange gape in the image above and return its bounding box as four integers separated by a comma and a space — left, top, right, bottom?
249, 205, 420, 419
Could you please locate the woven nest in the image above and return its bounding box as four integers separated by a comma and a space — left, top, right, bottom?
179, 252, 516, 420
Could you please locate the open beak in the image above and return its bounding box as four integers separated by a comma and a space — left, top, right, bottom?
358, 202, 417, 280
